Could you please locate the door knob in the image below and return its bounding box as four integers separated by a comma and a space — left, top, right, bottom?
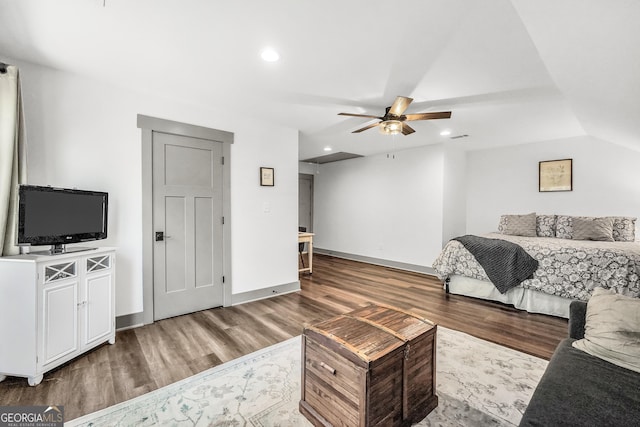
155, 232, 171, 241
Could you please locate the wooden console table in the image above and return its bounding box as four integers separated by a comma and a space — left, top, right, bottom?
298, 232, 314, 274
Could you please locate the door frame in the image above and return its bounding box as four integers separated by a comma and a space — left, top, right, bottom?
298, 173, 314, 232
138, 114, 233, 325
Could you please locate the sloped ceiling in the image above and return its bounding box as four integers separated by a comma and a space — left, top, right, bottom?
0, 0, 638, 159
512, 0, 640, 152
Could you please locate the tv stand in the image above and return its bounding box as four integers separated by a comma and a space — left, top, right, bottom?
0, 247, 116, 386
31, 245, 97, 256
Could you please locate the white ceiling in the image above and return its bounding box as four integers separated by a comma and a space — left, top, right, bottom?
1, 0, 638, 159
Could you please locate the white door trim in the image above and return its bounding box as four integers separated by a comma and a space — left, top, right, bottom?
138, 114, 233, 325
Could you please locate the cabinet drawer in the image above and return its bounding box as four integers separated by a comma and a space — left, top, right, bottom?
304, 338, 365, 425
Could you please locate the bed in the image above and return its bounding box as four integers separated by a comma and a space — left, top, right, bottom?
432, 214, 640, 318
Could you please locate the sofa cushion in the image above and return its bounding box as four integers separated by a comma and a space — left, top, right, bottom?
571, 217, 615, 241
572, 287, 640, 373
497, 213, 537, 237
520, 339, 640, 427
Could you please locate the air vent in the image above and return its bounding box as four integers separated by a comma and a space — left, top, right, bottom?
450, 134, 469, 140
302, 152, 364, 164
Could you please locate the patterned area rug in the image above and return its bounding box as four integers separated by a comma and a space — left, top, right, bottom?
67, 327, 547, 426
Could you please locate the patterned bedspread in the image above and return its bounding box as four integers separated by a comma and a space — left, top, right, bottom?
432, 233, 640, 301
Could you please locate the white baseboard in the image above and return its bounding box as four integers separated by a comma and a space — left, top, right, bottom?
115, 312, 145, 331
315, 248, 437, 276
231, 281, 301, 306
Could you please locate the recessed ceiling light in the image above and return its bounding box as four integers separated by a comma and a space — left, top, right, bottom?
261, 49, 280, 62
440, 130, 451, 136
323, 146, 332, 152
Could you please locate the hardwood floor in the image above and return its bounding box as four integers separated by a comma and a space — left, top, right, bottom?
0, 254, 568, 420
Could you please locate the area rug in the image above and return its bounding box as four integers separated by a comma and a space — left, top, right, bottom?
67, 327, 547, 427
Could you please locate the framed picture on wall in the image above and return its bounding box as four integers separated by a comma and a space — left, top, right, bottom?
539, 159, 572, 192
260, 167, 274, 186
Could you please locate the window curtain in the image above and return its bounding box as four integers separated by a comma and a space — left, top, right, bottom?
0, 64, 27, 256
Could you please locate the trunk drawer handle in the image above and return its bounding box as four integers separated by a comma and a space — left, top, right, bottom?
320, 362, 336, 375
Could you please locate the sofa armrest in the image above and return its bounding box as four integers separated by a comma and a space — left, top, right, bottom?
569, 300, 587, 339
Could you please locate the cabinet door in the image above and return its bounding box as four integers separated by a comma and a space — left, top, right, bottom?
42, 281, 79, 366
83, 272, 113, 346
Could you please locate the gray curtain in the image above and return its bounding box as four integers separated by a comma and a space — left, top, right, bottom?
0, 64, 27, 256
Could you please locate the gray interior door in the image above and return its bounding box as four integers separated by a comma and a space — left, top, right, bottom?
152, 131, 224, 320
299, 173, 314, 231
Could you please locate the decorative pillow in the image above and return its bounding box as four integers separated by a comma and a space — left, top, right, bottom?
497, 215, 508, 233
536, 214, 556, 238
573, 287, 640, 373
572, 217, 615, 242
557, 215, 636, 241
611, 217, 636, 242
497, 213, 537, 237
555, 215, 581, 239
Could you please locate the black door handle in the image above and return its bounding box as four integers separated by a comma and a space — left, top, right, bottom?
155, 231, 164, 241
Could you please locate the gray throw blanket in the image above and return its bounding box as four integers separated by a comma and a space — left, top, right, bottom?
452, 235, 539, 294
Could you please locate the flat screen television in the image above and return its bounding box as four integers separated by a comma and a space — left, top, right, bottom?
18, 185, 108, 254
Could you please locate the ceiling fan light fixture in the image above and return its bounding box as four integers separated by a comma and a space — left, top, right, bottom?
380, 120, 403, 135
340, 96, 451, 135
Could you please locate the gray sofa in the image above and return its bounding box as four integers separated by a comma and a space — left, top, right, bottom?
520, 300, 640, 426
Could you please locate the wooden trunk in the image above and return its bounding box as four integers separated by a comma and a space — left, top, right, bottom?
300, 304, 438, 427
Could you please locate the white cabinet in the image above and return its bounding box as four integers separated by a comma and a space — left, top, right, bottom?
0, 248, 115, 386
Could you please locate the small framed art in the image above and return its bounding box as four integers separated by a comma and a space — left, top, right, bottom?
260, 167, 274, 186
539, 159, 572, 192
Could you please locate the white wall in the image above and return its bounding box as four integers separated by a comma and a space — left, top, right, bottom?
230, 125, 299, 294
442, 146, 467, 245
466, 136, 640, 234
313, 145, 445, 267
15, 59, 299, 316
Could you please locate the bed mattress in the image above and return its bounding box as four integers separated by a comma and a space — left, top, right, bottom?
433, 233, 640, 301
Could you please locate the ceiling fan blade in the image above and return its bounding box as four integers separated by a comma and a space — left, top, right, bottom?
338, 112, 382, 119
401, 123, 416, 135
352, 122, 380, 133
388, 96, 413, 116
404, 111, 452, 121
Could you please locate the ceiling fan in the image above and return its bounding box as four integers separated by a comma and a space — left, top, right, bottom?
338, 96, 451, 135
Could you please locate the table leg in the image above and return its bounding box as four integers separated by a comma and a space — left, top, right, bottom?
308, 238, 313, 274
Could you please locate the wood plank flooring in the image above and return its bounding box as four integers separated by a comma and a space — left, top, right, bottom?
0, 254, 568, 420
